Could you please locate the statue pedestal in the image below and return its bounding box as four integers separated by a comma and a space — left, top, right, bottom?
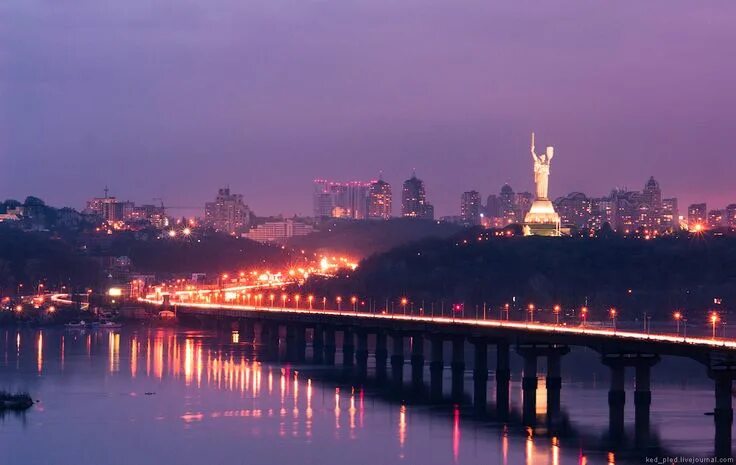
524, 199, 561, 236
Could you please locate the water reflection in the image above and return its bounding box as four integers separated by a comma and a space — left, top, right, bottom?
0, 328, 718, 465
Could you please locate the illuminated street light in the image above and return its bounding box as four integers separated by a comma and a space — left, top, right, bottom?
553, 305, 561, 325
322, 297, 327, 311
673, 311, 682, 336
269, 294, 275, 308
528, 304, 535, 323
401, 297, 408, 315
351, 296, 358, 312
710, 312, 720, 339
308, 295, 314, 310
336, 296, 342, 311
609, 308, 617, 333
503, 303, 510, 321
581, 307, 588, 327
281, 293, 287, 309
294, 294, 301, 309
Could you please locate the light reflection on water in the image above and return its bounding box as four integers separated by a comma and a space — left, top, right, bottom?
0, 327, 721, 465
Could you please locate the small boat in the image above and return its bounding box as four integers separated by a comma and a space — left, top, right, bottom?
65, 321, 87, 329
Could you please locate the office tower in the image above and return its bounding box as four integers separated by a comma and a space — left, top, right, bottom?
204, 187, 251, 234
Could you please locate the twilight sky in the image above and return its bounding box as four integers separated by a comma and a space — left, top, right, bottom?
1, 0, 735, 217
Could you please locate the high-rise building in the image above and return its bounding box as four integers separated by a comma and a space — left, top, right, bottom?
515, 192, 534, 222
589, 198, 616, 230
460, 190, 481, 226
85, 188, 134, 223
313, 180, 371, 219
661, 198, 679, 230
128, 204, 168, 229
554, 192, 591, 229
401, 174, 434, 219
688, 203, 707, 231
640, 176, 663, 230
708, 210, 725, 229
726, 204, 736, 228
204, 187, 251, 234
499, 184, 516, 224
485, 194, 500, 219
367, 179, 392, 219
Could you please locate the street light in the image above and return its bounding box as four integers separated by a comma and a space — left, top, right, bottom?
401, 297, 408, 315
504, 303, 510, 321
553, 305, 561, 325
269, 294, 275, 308
322, 297, 327, 311
307, 295, 314, 310
528, 304, 535, 323
609, 308, 617, 333
336, 296, 342, 311
710, 312, 720, 339
281, 294, 287, 309
673, 311, 682, 336
294, 294, 301, 309
351, 296, 357, 312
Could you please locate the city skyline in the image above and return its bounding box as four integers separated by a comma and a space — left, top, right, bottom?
2, 2, 736, 216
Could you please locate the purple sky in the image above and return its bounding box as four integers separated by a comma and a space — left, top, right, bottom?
1, 0, 736, 217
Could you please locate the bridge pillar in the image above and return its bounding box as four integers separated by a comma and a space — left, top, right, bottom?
375, 331, 388, 381
295, 325, 307, 363
342, 328, 355, 367
634, 356, 659, 445
496, 341, 511, 419
430, 336, 444, 401
285, 325, 298, 363
520, 351, 538, 425
713, 374, 734, 458
410, 334, 425, 391
391, 333, 405, 387
241, 319, 255, 344
546, 347, 570, 425
603, 358, 626, 440
451, 337, 465, 401
261, 321, 280, 361
473, 339, 488, 413
324, 327, 336, 365
312, 326, 324, 364
356, 330, 369, 380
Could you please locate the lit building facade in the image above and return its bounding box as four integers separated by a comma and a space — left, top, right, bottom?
245, 219, 314, 243
367, 179, 392, 219
460, 190, 481, 226
313, 180, 371, 220
401, 174, 434, 219
204, 187, 251, 234
688, 203, 707, 231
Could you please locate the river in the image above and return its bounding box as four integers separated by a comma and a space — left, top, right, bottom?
0, 326, 728, 465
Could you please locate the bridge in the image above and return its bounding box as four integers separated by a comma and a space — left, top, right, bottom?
139, 296, 736, 457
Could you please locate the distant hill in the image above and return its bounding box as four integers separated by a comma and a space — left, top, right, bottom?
288, 218, 463, 259
300, 230, 736, 321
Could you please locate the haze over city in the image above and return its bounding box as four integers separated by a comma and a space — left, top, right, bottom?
2, 0, 736, 216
